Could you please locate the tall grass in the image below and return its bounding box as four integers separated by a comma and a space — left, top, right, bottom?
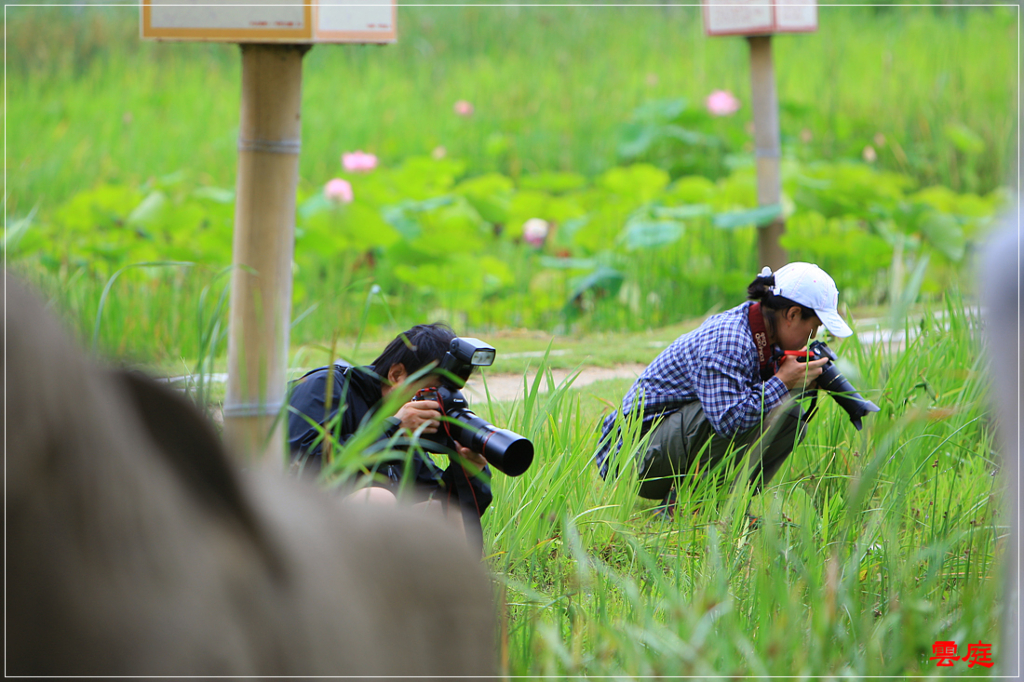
8, 262, 222, 365
52, 208, 1003, 673
479, 299, 1002, 675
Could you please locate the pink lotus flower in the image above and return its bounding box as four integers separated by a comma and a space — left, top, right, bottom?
706, 90, 740, 117
324, 178, 353, 203
341, 150, 378, 173
522, 218, 549, 247
453, 100, 474, 117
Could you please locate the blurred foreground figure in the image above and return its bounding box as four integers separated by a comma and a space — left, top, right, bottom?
983, 223, 1022, 677
4, 276, 496, 677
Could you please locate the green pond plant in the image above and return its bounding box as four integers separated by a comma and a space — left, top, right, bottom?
9, 150, 1004, 362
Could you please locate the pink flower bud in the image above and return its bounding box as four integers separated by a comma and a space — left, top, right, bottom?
324, 178, 353, 203
705, 90, 741, 117
341, 150, 378, 173
454, 100, 474, 117
522, 218, 549, 246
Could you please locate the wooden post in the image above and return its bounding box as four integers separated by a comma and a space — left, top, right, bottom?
223, 44, 307, 464
747, 35, 787, 270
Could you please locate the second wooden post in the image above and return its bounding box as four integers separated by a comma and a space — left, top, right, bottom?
747, 34, 787, 271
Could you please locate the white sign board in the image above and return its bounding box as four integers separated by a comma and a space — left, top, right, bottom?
141, 0, 396, 43
703, 0, 817, 36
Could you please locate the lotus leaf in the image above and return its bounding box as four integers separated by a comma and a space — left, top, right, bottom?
597, 164, 670, 204
712, 204, 782, 230
518, 172, 587, 194
621, 219, 684, 250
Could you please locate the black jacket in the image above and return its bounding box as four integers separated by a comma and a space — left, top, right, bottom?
286, 364, 493, 518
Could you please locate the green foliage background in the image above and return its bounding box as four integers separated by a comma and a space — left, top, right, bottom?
6, 5, 1015, 364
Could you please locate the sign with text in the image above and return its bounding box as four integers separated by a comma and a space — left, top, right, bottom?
703, 0, 817, 37
141, 0, 396, 43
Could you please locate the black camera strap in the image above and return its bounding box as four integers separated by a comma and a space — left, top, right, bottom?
747, 302, 781, 382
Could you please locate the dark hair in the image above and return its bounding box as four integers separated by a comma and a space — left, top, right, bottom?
371, 323, 457, 384
747, 273, 816, 328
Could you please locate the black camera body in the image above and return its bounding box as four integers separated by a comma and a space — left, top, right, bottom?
411, 337, 534, 477
792, 340, 880, 430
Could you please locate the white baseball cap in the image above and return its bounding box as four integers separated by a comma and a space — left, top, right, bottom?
764, 262, 853, 338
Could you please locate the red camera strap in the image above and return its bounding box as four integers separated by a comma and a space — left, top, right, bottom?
747, 302, 779, 381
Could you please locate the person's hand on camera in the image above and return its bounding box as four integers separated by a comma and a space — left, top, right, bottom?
454, 444, 487, 476
776, 355, 829, 392
395, 399, 442, 434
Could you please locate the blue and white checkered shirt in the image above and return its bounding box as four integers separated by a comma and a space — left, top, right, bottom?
594, 301, 790, 475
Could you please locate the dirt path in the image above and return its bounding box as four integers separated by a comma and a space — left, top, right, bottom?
461, 363, 648, 404
178, 309, 967, 411
457, 308, 965, 403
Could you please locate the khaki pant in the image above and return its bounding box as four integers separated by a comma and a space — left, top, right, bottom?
637, 393, 816, 500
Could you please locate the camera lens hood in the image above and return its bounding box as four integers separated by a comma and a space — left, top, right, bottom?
817, 365, 880, 431
476, 428, 534, 477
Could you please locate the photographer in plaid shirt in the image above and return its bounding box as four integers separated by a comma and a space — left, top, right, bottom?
594, 263, 853, 509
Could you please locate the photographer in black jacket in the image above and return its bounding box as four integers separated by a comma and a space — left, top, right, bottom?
287, 323, 492, 546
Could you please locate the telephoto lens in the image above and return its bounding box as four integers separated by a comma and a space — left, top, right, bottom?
413, 386, 534, 476
410, 336, 535, 475
792, 341, 880, 430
